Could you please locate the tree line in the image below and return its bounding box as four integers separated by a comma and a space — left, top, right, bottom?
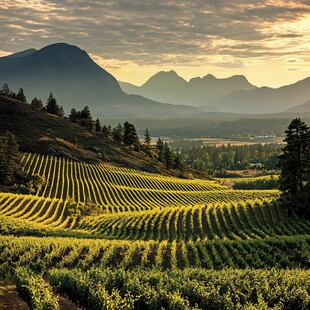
170, 142, 282, 175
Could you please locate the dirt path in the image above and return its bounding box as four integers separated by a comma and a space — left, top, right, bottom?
0, 285, 29, 310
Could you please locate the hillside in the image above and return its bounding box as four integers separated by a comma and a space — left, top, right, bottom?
286, 100, 310, 113
0, 43, 202, 119
0, 152, 310, 308
0, 95, 191, 175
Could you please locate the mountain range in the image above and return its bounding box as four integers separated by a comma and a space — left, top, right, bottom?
0, 42, 309, 117
0, 43, 201, 119
120, 72, 310, 114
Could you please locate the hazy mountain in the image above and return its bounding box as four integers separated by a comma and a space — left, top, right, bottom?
0, 43, 202, 119
286, 100, 310, 113
120, 72, 256, 108
120, 71, 310, 114
218, 77, 310, 113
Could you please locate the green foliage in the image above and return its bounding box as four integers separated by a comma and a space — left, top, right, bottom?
164, 142, 173, 169
233, 176, 279, 190
144, 128, 151, 148
0, 83, 10, 96
0, 131, 20, 184
68, 106, 94, 131
95, 118, 101, 132
31, 97, 43, 109
112, 123, 124, 144
278, 118, 310, 217
48, 267, 310, 310
45, 93, 63, 118
15, 173, 46, 194
16, 87, 27, 102
123, 121, 140, 150
15, 267, 59, 310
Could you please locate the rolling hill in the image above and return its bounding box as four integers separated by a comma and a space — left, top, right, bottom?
0, 43, 202, 119
286, 100, 310, 113
0, 95, 183, 174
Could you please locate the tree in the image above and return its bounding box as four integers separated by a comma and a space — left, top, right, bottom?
16, 87, 26, 102
156, 138, 164, 162
102, 125, 112, 138
144, 128, 151, 148
123, 122, 140, 150
278, 118, 310, 215
31, 97, 43, 109
95, 119, 101, 132
45, 93, 58, 115
164, 142, 173, 169
0, 83, 10, 97
0, 131, 20, 184
69, 108, 78, 123
55, 105, 64, 118
112, 123, 123, 144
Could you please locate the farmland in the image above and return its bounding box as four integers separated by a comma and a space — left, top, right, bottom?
1, 153, 310, 309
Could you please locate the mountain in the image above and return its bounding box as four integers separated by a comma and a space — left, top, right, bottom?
286, 100, 310, 113
120, 71, 310, 114
218, 77, 310, 113
119, 73, 256, 108
0, 43, 201, 119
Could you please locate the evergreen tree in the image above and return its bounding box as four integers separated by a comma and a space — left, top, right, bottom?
80, 106, 92, 120
95, 119, 101, 132
0, 83, 10, 96
45, 93, 58, 115
16, 87, 26, 102
79, 106, 94, 131
164, 142, 173, 169
55, 105, 64, 118
156, 138, 164, 162
31, 97, 43, 109
102, 125, 112, 138
112, 123, 124, 144
278, 118, 310, 215
144, 128, 151, 148
0, 131, 20, 184
123, 122, 140, 150
69, 108, 78, 123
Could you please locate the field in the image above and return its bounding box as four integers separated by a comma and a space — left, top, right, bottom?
0, 153, 310, 309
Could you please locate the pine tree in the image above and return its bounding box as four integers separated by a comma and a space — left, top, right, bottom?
0, 131, 20, 184
45, 93, 58, 115
278, 118, 310, 214
102, 125, 112, 138
69, 108, 78, 123
31, 97, 43, 109
144, 128, 151, 148
156, 138, 164, 162
112, 123, 124, 144
164, 142, 173, 169
16, 87, 26, 102
0, 83, 10, 96
95, 119, 101, 132
55, 105, 64, 118
123, 122, 140, 149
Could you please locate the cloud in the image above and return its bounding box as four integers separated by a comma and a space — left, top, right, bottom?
0, 0, 309, 71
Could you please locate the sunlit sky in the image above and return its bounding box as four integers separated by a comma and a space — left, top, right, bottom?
0, 0, 309, 87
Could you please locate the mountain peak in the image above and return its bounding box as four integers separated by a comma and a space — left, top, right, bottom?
142, 70, 187, 88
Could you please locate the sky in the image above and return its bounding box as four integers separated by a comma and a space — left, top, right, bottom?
0, 0, 309, 88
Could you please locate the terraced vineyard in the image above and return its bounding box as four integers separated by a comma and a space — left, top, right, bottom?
1, 153, 309, 309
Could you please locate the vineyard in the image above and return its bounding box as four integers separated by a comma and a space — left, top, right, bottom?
0, 153, 310, 309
